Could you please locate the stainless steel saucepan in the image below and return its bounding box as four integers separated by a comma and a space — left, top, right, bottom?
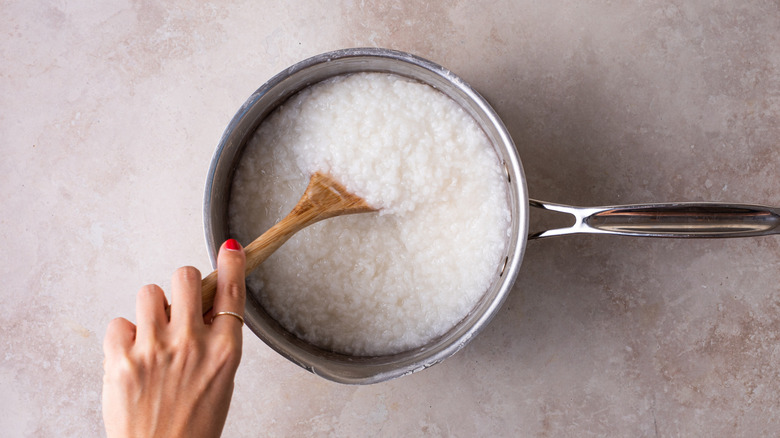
203, 48, 780, 384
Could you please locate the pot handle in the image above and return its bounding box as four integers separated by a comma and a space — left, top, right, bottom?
529, 200, 780, 239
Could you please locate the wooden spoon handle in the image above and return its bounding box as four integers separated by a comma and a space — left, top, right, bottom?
200, 210, 316, 313
200, 172, 375, 314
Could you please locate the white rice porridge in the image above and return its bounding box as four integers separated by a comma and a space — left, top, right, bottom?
228, 72, 510, 356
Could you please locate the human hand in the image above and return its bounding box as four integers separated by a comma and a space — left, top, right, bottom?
102, 239, 246, 438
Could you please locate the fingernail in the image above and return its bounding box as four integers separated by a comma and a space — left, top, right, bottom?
225, 238, 241, 251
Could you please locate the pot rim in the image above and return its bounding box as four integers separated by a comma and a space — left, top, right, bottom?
203, 47, 529, 384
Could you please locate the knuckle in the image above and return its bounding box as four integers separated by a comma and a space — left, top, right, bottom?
104, 318, 135, 352
167, 329, 207, 363
172, 333, 200, 354
105, 317, 127, 335
137, 340, 174, 367
137, 284, 162, 300
174, 266, 202, 283
212, 335, 242, 367
221, 280, 245, 301
104, 354, 140, 385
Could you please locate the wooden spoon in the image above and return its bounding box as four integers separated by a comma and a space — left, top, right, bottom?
200, 171, 376, 314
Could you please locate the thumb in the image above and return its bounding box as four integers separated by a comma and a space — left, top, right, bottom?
210, 238, 247, 331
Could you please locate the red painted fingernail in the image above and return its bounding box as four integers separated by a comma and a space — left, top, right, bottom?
225, 238, 241, 251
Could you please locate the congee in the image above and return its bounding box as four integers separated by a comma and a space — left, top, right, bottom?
228, 72, 510, 356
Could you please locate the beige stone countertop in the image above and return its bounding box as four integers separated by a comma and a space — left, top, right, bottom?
3, 1, 780, 436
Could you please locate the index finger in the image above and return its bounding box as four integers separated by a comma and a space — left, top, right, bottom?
210, 238, 246, 332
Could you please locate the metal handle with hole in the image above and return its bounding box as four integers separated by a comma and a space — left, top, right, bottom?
529, 200, 780, 239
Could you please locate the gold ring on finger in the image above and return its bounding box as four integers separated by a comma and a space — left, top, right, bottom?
212, 311, 244, 326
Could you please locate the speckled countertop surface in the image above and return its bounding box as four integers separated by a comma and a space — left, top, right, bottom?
3, 1, 780, 436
